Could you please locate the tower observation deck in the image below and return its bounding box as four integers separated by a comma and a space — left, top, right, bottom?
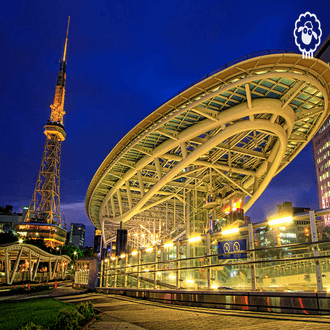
86, 51, 330, 255
16, 17, 70, 248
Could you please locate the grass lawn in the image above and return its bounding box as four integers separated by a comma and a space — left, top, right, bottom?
0, 298, 77, 330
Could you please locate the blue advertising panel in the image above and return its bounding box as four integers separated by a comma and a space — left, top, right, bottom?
218, 239, 247, 259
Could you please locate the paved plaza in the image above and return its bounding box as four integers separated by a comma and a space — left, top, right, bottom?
57, 293, 330, 330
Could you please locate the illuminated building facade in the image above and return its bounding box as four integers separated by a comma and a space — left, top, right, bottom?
16, 18, 70, 248
256, 202, 311, 248
69, 223, 86, 250
312, 34, 330, 226
86, 51, 330, 254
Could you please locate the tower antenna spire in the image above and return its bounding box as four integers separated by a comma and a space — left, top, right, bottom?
63, 16, 70, 63
17, 17, 71, 248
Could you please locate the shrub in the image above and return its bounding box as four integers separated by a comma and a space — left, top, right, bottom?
54, 309, 84, 330
76, 301, 95, 322
20, 322, 49, 330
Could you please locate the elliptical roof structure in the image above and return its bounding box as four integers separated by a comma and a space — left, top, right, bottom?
86, 51, 330, 245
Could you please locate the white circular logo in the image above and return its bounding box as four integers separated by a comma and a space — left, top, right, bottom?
294, 12, 322, 59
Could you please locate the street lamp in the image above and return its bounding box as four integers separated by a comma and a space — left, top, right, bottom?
73, 251, 77, 268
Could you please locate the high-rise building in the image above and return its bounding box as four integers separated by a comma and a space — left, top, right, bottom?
69, 223, 86, 250
312, 34, 330, 226
0, 205, 22, 232
16, 18, 70, 247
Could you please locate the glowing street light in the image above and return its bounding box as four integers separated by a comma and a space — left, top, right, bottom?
164, 242, 173, 248
222, 227, 239, 236
131, 250, 138, 256
188, 236, 201, 243
268, 216, 293, 226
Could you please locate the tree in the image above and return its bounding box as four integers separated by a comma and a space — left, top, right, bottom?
60, 244, 82, 260
23, 238, 53, 253
322, 226, 330, 241
0, 231, 18, 244
82, 246, 94, 258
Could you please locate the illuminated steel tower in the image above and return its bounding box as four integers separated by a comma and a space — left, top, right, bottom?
16, 17, 70, 247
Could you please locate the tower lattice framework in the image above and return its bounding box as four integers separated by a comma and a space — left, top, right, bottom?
25, 17, 70, 226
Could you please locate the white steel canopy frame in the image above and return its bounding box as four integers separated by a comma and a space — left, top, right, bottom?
86, 52, 330, 247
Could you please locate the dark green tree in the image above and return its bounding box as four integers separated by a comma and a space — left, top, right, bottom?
82, 246, 94, 258
60, 244, 82, 260
322, 226, 330, 241
23, 238, 53, 253
0, 231, 18, 244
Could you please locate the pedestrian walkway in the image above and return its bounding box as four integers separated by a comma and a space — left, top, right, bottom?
56, 293, 330, 330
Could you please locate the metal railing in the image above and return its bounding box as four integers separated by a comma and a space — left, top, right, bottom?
99, 210, 330, 292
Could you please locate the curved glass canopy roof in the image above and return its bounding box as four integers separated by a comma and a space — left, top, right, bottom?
86, 51, 330, 247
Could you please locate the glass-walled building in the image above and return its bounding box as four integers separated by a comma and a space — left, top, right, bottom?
69, 223, 86, 250
312, 34, 330, 226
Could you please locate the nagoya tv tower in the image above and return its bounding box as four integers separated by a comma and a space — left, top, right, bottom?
16, 17, 70, 248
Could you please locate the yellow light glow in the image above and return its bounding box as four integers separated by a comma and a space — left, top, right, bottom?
268, 216, 293, 226
111, 257, 116, 261
120, 254, 126, 259
186, 279, 194, 284
105, 259, 109, 262
18, 239, 23, 244
211, 285, 218, 290
131, 250, 138, 256
169, 275, 176, 279
164, 242, 173, 248
188, 236, 201, 243
146, 247, 153, 252
157, 272, 162, 275
222, 227, 239, 236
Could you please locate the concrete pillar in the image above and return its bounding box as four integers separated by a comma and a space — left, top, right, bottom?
137, 250, 141, 289
309, 210, 323, 292
100, 260, 104, 288
124, 255, 128, 288
114, 257, 118, 288
29, 250, 32, 281
154, 247, 157, 289
207, 233, 211, 291
248, 223, 256, 291
176, 241, 180, 290
48, 260, 52, 281
186, 191, 191, 238
5, 250, 9, 284
87, 259, 101, 290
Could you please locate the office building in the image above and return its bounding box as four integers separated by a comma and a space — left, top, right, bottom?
0, 205, 22, 232
69, 223, 86, 250
312, 34, 330, 226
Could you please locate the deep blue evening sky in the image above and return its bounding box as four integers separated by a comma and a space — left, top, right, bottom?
1, 0, 329, 246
